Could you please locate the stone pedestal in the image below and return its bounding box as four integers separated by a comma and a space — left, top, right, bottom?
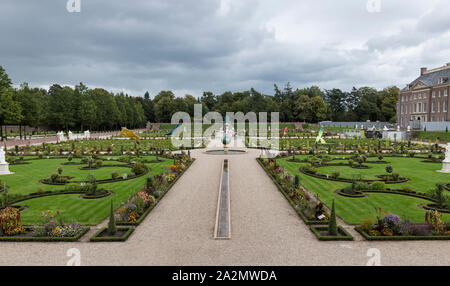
0, 163, 13, 175
439, 161, 450, 173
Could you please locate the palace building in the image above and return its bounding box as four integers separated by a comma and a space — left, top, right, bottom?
397, 63, 450, 128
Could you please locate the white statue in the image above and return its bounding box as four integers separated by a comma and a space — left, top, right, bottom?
445, 143, 450, 163
0, 146, 13, 175
407, 125, 411, 131
84, 130, 91, 139
397, 125, 400, 131
0, 146, 5, 164
439, 143, 450, 173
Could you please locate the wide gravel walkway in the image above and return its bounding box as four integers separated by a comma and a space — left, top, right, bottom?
0, 148, 448, 266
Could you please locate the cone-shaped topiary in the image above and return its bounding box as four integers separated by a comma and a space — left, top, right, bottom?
108, 199, 117, 235
294, 175, 300, 188
328, 199, 337, 236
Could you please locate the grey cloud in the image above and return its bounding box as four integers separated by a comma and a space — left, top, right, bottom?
0, 0, 448, 96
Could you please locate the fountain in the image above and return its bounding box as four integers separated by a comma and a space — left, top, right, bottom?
205, 116, 246, 155
0, 146, 13, 175
439, 143, 450, 173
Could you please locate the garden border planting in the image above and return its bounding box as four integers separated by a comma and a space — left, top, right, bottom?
116, 158, 195, 226
355, 226, 450, 241
0, 227, 89, 242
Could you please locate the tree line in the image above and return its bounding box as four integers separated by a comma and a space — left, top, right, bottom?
0, 65, 398, 140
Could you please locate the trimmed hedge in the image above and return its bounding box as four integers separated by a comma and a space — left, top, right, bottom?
117, 158, 195, 226
355, 227, 450, 241
334, 189, 365, 198
300, 167, 409, 184
0, 227, 89, 242
89, 226, 134, 242
80, 190, 113, 199
309, 225, 354, 241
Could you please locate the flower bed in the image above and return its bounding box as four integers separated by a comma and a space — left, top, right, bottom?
356, 209, 450, 240
0, 226, 89, 242
116, 158, 195, 226
0, 208, 89, 241
355, 226, 450, 240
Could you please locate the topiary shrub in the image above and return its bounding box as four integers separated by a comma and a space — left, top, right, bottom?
132, 162, 148, 175
328, 200, 337, 235
108, 199, 117, 235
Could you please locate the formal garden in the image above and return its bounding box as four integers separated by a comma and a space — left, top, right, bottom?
257, 138, 450, 240
0, 139, 194, 241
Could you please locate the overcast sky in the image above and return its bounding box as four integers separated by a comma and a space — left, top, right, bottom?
1, 0, 449, 98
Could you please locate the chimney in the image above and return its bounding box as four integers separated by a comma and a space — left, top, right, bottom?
420, 67, 427, 75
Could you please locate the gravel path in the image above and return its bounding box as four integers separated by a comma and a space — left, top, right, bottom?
0, 148, 448, 266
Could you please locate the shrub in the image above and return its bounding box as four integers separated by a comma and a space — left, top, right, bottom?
330, 171, 340, 179
355, 182, 369, 191
294, 175, 300, 187
95, 160, 103, 168
370, 181, 386, 190
111, 171, 119, 180
360, 218, 375, 233
57, 167, 63, 175
65, 183, 81, 192
384, 213, 401, 229
132, 162, 148, 175
328, 200, 337, 235
108, 200, 117, 235
0, 207, 25, 236
385, 165, 393, 174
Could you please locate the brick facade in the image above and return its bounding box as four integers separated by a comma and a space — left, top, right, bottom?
397, 64, 450, 128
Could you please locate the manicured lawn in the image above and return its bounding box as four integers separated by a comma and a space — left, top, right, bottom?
278, 155, 450, 224
413, 131, 450, 142
1, 156, 171, 225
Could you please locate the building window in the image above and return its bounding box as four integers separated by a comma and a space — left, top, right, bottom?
439, 91, 441, 97
445, 89, 448, 97
432, 91, 436, 98
424, 92, 427, 99
418, 93, 422, 99
432, 102, 435, 113
444, 101, 448, 112
418, 102, 422, 112
414, 103, 417, 113
424, 102, 427, 113
437, 102, 440, 112
414, 94, 417, 100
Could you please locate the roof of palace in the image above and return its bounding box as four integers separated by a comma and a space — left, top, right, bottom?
402, 65, 450, 91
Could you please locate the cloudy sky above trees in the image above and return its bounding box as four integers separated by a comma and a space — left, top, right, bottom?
1, 0, 449, 97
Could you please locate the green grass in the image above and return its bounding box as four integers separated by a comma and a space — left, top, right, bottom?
413, 131, 450, 142
277, 155, 450, 224
2, 156, 171, 225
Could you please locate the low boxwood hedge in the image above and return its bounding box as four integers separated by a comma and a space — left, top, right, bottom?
0, 227, 89, 242
355, 227, 450, 240
309, 225, 354, 241
89, 226, 134, 242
